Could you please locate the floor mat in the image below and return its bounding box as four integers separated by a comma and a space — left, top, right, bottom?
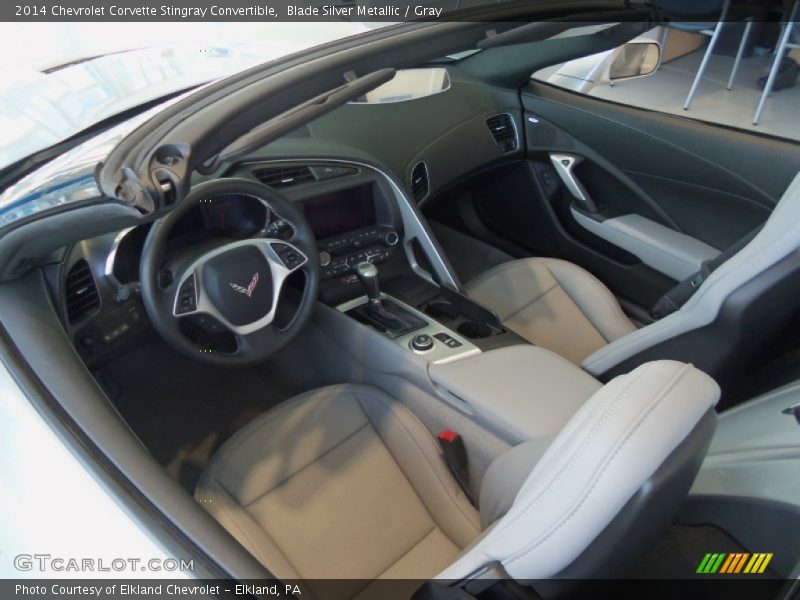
428, 221, 513, 284
98, 336, 288, 492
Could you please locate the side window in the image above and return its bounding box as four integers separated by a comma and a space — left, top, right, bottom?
532, 22, 800, 142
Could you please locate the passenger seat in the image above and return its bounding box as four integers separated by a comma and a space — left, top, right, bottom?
465, 257, 636, 364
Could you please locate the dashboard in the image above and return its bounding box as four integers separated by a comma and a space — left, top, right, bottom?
55, 65, 524, 365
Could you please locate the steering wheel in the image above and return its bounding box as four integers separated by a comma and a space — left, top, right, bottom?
140, 178, 319, 366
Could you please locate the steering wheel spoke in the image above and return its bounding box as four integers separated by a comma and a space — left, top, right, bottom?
235, 321, 284, 357
266, 240, 308, 273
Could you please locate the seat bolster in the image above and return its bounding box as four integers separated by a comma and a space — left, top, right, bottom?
199, 479, 302, 580
583, 171, 800, 376
478, 437, 554, 529
437, 360, 720, 581
352, 387, 481, 548
543, 259, 637, 342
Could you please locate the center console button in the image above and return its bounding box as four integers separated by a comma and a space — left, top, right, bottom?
434, 332, 463, 348
410, 334, 434, 352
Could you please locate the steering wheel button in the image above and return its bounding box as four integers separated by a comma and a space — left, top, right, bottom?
270, 242, 305, 269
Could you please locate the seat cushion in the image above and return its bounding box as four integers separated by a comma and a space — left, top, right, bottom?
196, 384, 479, 598
465, 258, 636, 364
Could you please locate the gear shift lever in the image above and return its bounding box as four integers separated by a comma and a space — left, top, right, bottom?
355, 261, 381, 306
355, 261, 408, 331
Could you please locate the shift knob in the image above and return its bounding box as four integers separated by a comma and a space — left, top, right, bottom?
355, 261, 380, 303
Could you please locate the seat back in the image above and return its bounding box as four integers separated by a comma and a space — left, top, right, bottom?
437, 360, 720, 582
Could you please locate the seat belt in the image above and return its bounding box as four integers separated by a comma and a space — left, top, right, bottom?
651, 226, 761, 319
437, 430, 475, 505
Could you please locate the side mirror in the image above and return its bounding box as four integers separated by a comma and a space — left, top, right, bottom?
608, 41, 662, 81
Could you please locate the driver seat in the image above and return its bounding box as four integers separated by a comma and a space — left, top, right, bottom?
196, 361, 718, 597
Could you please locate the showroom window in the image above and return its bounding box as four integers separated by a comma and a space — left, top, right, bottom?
532, 21, 800, 142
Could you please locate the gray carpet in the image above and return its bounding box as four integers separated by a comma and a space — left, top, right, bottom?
98, 336, 290, 492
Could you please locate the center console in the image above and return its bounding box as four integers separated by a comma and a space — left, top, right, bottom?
260, 160, 599, 448
338, 291, 481, 365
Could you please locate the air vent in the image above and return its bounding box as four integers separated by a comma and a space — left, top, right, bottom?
486, 113, 518, 153
65, 259, 100, 324
410, 161, 429, 203
252, 166, 315, 188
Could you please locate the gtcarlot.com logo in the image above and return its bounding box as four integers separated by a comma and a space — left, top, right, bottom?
14, 554, 194, 573
696, 552, 773, 575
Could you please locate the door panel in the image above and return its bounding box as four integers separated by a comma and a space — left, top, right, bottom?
626, 171, 773, 250
510, 81, 800, 308
525, 82, 800, 204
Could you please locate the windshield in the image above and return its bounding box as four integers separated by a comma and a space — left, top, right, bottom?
0, 22, 381, 170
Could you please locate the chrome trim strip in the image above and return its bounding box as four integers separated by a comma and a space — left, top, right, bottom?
104, 226, 136, 287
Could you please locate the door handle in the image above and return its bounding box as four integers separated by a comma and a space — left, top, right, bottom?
549, 153, 598, 213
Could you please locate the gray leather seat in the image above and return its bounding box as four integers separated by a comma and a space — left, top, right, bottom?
196, 384, 480, 598
465, 257, 636, 364
197, 363, 719, 597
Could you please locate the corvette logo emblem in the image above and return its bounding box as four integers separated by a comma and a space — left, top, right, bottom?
229, 273, 259, 298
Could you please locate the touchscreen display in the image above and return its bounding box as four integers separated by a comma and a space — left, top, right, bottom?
302, 184, 376, 239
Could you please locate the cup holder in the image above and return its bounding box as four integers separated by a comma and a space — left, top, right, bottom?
426, 297, 495, 339
424, 299, 460, 321
457, 321, 492, 339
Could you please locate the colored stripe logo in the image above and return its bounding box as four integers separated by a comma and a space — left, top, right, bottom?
696, 552, 773, 574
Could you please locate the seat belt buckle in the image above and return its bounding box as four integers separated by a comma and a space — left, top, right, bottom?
437, 430, 473, 503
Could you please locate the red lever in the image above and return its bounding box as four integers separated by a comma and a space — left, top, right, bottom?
438, 430, 458, 442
